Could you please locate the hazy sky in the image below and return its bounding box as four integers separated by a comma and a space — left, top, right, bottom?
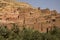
17, 0, 60, 13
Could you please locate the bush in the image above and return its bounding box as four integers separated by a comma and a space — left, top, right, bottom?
0, 24, 60, 40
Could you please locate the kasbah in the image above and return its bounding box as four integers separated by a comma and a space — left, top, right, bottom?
0, 0, 60, 32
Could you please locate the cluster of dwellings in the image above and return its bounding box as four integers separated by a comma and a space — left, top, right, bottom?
0, 0, 60, 32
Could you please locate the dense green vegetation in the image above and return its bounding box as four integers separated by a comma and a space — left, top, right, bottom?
0, 24, 60, 40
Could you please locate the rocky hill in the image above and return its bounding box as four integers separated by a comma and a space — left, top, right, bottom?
0, 0, 60, 32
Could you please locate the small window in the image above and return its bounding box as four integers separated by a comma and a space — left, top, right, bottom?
46, 28, 48, 33
6, 18, 9, 20
18, 16, 19, 18
30, 12, 33, 15
30, 13, 32, 15
52, 19, 56, 22
46, 21, 50, 23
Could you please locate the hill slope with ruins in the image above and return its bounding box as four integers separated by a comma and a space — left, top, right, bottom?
0, 0, 60, 32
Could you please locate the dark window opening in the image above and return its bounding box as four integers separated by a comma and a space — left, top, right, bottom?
47, 21, 50, 23
30, 12, 33, 15
6, 18, 9, 20
46, 28, 48, 33
18, 16, 19, 19
52, 19, 56, 22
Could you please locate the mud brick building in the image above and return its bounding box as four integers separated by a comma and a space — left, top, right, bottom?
0, 0, 60, 32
